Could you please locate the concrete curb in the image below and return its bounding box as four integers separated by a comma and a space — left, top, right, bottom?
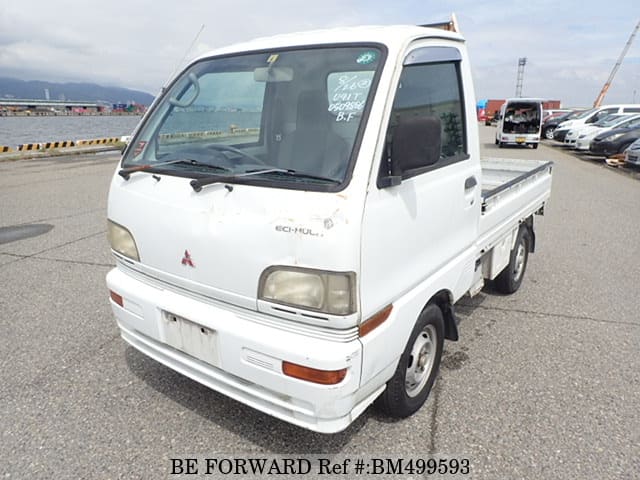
0, 144, 123, 162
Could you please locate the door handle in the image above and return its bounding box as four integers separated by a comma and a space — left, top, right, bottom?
464, 176, 477, 190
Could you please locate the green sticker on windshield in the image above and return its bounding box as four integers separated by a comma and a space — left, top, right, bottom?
356, 51, 377, 65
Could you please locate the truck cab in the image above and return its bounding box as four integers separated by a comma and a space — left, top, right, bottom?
107, 25, 552, 433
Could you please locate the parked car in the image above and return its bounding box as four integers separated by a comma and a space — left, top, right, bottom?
553, 104, 640, 142
542, 109, 571, 122
542, 110, 583, 140
624, 138, 640, 166
563, 114, 627, 147
575, 114, 640, 150
589, 126, 640, 157
484, 110, 501, 126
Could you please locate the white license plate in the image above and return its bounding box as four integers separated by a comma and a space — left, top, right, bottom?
162, 312, 219, 367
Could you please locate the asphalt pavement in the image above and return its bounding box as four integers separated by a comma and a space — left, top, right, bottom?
0, 129, 638, 479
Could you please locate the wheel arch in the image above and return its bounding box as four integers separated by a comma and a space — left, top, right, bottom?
427, 289, 459, 341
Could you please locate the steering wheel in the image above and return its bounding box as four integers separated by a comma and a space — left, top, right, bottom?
207, 144, 266, 166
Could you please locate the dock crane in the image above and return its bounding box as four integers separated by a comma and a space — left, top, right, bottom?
593, 20, 640, 107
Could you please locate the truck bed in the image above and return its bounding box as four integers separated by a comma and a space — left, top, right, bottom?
478, 157, 553, 251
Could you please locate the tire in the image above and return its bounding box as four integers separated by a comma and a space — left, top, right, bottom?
544, 127, 555, 140
532, 143, 538, 149
494, 226, 531, 294
498, 141, 504, 148
376, 304, 444, 418
495, 138, 499, 145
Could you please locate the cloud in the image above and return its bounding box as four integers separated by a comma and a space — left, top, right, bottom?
0, 0, 638, 105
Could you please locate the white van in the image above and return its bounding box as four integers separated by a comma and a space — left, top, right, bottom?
495, 98, 543, 148
552, 104, 640, 142
106, 25, 552, 433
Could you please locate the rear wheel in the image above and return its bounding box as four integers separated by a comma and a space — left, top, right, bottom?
498, 141, 504, 148
377, 304, 444, 418
532, 143, 538, 149
494, 226, 531, 294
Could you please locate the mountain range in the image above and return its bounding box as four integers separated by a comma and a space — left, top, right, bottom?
0, 77, 155, 106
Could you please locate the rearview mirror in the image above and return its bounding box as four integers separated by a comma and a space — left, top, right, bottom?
379, 115, 442, 188
254, 67, 294, 82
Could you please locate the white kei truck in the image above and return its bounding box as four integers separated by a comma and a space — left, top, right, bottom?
106, 22, 553, 433
495, 98, 543, 149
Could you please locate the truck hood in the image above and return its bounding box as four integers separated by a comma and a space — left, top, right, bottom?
108, 173, 362, 312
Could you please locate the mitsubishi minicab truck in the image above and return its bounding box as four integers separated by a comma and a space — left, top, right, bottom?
106, 22, 553, 433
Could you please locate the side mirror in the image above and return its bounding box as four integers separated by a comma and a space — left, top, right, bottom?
379, 115, 441, 188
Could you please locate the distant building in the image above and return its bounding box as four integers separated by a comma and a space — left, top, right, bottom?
111, 102, 146, 114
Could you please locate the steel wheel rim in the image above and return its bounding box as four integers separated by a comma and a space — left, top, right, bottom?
513, 242, 526, 282
405, 324, 437, 397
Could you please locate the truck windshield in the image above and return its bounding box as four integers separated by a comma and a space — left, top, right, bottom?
122, 45, 383, 189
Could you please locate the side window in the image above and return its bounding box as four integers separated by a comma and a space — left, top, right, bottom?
623, 107, 640, 113
591, 109, 617, 123
626, 117, 640, 128
380, 56, 466, 183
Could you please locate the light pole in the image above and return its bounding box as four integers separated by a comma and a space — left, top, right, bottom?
515, 57, 527, 97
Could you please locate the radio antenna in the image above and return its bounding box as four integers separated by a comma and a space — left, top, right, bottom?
167, 24, 206, 85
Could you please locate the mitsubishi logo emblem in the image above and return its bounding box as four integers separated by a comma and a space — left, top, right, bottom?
181, 250, 195, 267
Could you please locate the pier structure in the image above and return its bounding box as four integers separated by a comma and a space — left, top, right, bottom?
0, 99, 145, 116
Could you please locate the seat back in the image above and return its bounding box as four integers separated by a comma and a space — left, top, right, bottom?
279, 90, 348, 178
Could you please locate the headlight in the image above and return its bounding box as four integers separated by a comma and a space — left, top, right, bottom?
605, 133, 624, 141
259, 267, 356, 315
107, 220, 140, 261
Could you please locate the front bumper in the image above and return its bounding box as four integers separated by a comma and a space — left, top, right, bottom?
589, 140, 619, 156
553, 129, 569, 142
575, 138, 592, 150
625, 149, 640, 165
563, 133, 578, 146
106, 267, 381, 433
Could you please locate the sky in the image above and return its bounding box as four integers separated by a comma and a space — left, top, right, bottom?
0, 0, 638, 108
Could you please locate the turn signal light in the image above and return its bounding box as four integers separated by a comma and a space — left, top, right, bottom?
109, 290, 123, 307
358, 304, 393, 337
282, 361, 347, 385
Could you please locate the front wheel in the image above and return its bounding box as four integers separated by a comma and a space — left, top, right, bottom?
376, 305, 444, 418
544, 127, 555, 140
493, 227, 531, 294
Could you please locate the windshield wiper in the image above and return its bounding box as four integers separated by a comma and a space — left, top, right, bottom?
190, 167, 341, 193
190, 168, 288, 192
255, 169, 342, 185
118, 159, 230, 180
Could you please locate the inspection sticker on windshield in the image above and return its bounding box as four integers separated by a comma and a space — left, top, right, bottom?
356, 51, 377, 64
